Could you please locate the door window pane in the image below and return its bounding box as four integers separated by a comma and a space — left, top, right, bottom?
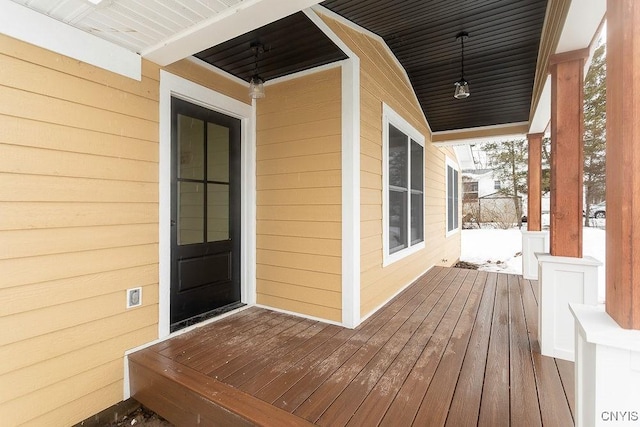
389, 190, 408, 253
207, 183, 230, 242
178, 182, 204, 245
178, 115, 204, 180
207, 123, 230, 183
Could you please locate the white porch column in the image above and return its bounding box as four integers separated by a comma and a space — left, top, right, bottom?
537, 254, 601, 361
522, 230, 549, 280
571, 304, 640, 427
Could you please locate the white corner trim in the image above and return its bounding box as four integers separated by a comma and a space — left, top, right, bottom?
158, 70, 255, 338
341, 58, 361, 329
305, 7, 361, 329
143, 0, 323, 66
0, 0, 141, 80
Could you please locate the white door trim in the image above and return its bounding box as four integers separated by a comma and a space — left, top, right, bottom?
158, 70, 256, 338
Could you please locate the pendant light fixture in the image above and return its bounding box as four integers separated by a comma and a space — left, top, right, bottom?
454, 31, 470, 99
249, 42, 266, 99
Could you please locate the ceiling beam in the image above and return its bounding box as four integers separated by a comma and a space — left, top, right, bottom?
142, 0, 324, 66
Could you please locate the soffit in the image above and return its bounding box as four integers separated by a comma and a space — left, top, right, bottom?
321, 0, 548, 132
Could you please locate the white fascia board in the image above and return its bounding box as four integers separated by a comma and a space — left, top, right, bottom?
0, 0, 141, 80
143, 0, 323, 66
185, 56, 249, 87
529, 75, 551, 135
432, 122, 529, 146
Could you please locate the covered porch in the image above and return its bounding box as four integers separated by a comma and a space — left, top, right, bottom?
129, 266, 573, 426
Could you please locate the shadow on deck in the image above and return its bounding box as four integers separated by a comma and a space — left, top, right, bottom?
128, 266, 574, 426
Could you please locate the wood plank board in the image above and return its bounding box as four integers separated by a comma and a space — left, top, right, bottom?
127, 268, 575, 427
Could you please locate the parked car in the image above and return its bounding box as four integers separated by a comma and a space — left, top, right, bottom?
589, 202, 606, 219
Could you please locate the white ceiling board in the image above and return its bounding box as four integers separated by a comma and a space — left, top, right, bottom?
141, 0, 325, 66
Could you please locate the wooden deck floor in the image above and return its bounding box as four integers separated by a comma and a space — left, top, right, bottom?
129, 267, 574, 426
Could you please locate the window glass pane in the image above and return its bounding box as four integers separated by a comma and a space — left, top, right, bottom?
389, 190, 408, 253
454, 169, 459, 229
411, 193, 423, 244
447, 166, 454, 232
388, 125, 408, 188
207, 183, 229, 242
178, 182, 204, 245
411, 140, 423, 191
178, 115, 204, 180
207, 123, 230, 183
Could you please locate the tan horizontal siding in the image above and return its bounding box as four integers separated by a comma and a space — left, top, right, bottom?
1, 244, 158, 289
27, 381, 124, 427
0, 115, 158, 162
3, 327, 154, 412
256, 68, 342, 323
0, 33, 250, 425
0, 265, 158, 317
0, 202, 158, 230
0, 144, 157, 182
257, 204, 341, 222
322, 16, 460, 317
0, 173, 158, 203
257, 265, 341, 293
257, 235, 342, 257
0, 224, 157, 260
1, 359, 123, 426
164, 59, 248, 104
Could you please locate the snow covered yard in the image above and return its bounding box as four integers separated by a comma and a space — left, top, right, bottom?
459, 226, 606, 301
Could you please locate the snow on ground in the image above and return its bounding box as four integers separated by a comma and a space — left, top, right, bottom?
460, 225, 606, 301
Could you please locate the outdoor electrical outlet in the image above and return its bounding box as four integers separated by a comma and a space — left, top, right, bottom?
126, 287, 142, 309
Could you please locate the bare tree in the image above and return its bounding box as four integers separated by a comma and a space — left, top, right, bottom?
482, 139, 528, 228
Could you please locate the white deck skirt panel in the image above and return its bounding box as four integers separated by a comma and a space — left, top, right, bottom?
0, 0, 141, 80
522, 230, 549, 280
537, 254, 601, 361
143, 0, 324, 66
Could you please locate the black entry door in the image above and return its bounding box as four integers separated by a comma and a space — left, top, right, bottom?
170, 97, 241, 331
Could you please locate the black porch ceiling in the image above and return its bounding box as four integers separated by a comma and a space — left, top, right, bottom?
194, 0, 548, 133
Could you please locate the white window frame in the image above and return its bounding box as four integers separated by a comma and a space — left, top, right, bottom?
446, 157, 460, 236
382, 104, 426, 266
